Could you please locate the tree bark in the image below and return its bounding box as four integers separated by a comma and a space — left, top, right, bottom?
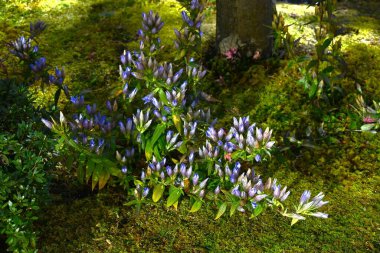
216, 0, 274, 58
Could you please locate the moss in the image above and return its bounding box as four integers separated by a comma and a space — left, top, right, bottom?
1, 0, 379, 252
36, 173, 380, 252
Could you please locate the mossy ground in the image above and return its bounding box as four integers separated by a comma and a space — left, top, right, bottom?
1, 0, 379, 252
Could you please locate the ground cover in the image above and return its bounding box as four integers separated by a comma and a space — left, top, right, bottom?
0, 0, 379, 252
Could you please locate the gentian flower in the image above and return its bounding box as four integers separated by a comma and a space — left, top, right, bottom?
192, 173, 199, 186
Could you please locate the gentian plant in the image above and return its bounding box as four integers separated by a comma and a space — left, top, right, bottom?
7, 20, 70, 107
43, 0, 328, 225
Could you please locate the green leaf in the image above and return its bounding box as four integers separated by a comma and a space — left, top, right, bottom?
172, 114, 182, 134
124, 200, 140, 207
175, 49, 186, 61
322, 65, 334, 74
166, 187, 182, 207
215, 202, 227, 220
253, 204, 264, 217
145, 123, 166, 160
152, 123, 167, 145
98, 167, 110, 190
153, 145, 162, 161
86, 158, 95, 183
361, 124, 375, 131
91, 163, 100, 190
158, 89, 168, 105
54, 88, 61, 107
306, 59, 318, 71
189, 199, 203, 213
321, 38, 332, 50
308, 80, 318, 98
230, 201, 240, 217
291, 218, 300, 226
177, 141, 187, 154
65, 155, 74, 170
152, 184, 165, 202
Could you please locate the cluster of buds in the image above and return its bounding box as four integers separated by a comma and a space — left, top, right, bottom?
191, 173, 208, 198
119, 118, 134, 135
264, 177, 290, 202
133, 109, 152, 134
29, 57, 46, 73
116, 147, 136, 164
227, 168, 268, 210
49, 67, 65, 85
198, 140, 220, 159
180, 10, 203, 29
284, 190, 329, 225
141, 11, 164, 35
9, 36, 33, 60
186, 65, 207, 81
183, 120, 197, 138
94, 112, 114, 133
138, 32, 162, 53
174, 28, 197, 49
71, 114, 93, 130
189, 0, 204, 11
70, 95, 84, 107
86, 104, 97, 115
147, 157, 178, 182
184, 107, 210, 122
205, 117, 275, 162
88, 138, 105, 155
165, 88, 186, 107
134, 184, 150, 200
120, 83, 138, 101
165, 130, 183, 151
29, 20, 47, 38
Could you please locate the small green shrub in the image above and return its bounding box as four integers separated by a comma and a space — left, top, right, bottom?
0, 123, 54, 252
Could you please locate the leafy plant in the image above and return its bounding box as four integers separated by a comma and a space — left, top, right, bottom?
298, 0, 346, 103
44, 0, 329, 225
0, 123, 53, 252
352, 95, 380, 132
272, 11, 298, 58
4, 20, 70, 109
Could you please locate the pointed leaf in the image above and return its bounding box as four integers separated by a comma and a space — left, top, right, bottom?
361, 124, 375, 131
190, 200, 203, 213
172, 114, 182, 134
166, 187, 182, 207
253, 204, 264, 217
98, 167, 110, 190
91, 164, 100, 191
54, 88, 62, 107
152, 184, 165, 202
230, 201, 240, 217
215, 203, 227, 220
124, 200, 140, 207
86, 158, 95, 183
291, 218, 300, 226
173, 201, 179, 211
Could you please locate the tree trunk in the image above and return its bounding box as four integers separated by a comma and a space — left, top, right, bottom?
216, 0, 274, 58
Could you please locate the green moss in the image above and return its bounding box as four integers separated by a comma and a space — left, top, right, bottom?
2, 0, 379, 252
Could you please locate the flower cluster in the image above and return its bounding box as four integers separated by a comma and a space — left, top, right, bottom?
353, 95, 380, 132
42, 7, 329, 225
8, 20, 69, 105
174, 0, 205, 61
141, 10, 164, 35
284, 190, 329, 225
9, 36, 33, 60
201, 116, 275, 163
